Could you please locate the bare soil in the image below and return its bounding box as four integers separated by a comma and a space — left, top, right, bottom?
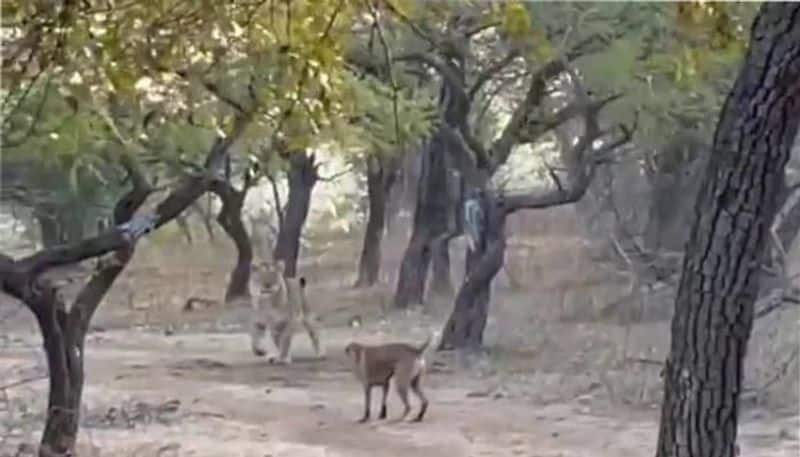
2, 310, 798, 457
1, 225, 798, 457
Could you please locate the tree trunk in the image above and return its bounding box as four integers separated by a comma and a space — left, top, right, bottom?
36, 302, 83, 456
440, 193, 506, 349
429, 238, 454, 297
655, 5, 800, 456
35, 260, 130, 456
273, 152, 317, 278
384, 154, 407, 235
212, 180, 253, 303
1, 136, 238, 457
355, 157, 391, 287
34, 174, 150, 456
393, 133, 453, 308
394, 227, 433, 307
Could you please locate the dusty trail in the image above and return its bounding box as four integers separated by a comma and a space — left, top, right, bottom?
2, 326, 796, 457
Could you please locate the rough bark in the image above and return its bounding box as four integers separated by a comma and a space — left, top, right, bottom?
273, 152, 317, 278
655, 5, 800, 456
440, 193, 506, 349
210, 177, 253, 303
355, 156, 397, 288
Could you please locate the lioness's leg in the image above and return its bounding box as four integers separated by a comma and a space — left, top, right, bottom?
270, 319, 288, 350
271, 319, 297, 364
302, 315, 324, 357
250, 321, 267, 357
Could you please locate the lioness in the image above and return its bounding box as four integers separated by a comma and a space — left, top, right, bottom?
249, 260, 324, 364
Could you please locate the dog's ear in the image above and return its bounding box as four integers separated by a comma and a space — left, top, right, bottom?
298, 276, 306, 288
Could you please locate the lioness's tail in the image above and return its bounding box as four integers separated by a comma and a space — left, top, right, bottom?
415, 330, 441, 358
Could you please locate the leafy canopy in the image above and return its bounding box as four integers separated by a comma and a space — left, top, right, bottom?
2, 0, 441, 193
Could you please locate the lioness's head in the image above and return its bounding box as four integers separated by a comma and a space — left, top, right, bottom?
252, 260, 308, 296
252, 260, 286, 294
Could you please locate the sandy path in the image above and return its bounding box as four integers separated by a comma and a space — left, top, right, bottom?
2, 328, 797, 457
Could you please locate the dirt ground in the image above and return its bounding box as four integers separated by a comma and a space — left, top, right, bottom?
1, 221, 799, 457
3, 307, 798, 456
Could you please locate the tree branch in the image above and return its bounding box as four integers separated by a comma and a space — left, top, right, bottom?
0, 118, 248, 282
394, 52, 468, 103
488, 59, 569, 168
468, 49, 520, 100
317, 165, 354, 182
519, 92, 624, 144
503, 72, 634, 214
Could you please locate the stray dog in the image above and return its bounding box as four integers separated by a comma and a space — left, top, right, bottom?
344, 331, 438, 422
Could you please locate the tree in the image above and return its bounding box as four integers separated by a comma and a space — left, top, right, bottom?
382, 1, 767, 348
272, 150, 318, 277
354, 153, 401, 287
210, 159, 260, 302
361, 2, 633, 346
342, 69, 436, 287
655, 3, 800, 456
0, 134, 240, 456
439, 70, 633, 348
379, 1, 634, 308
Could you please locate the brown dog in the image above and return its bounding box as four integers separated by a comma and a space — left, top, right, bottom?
344, 332, 437, 423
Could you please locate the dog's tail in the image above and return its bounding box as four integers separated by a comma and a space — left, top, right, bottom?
415, 329, 441, 358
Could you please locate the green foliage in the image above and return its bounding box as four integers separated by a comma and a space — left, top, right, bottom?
3, 1, 384, 155
526, 2, 759, 148
1, 0, 760, 210
333, 72, 437, 157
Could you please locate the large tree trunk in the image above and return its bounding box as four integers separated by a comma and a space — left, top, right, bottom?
211, 180, 253, 303
440, 192, 506, 349
655, 5, 800, 456
393, 134, 452, 308
355, 156, 398, 288
273, 152, 317, 278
